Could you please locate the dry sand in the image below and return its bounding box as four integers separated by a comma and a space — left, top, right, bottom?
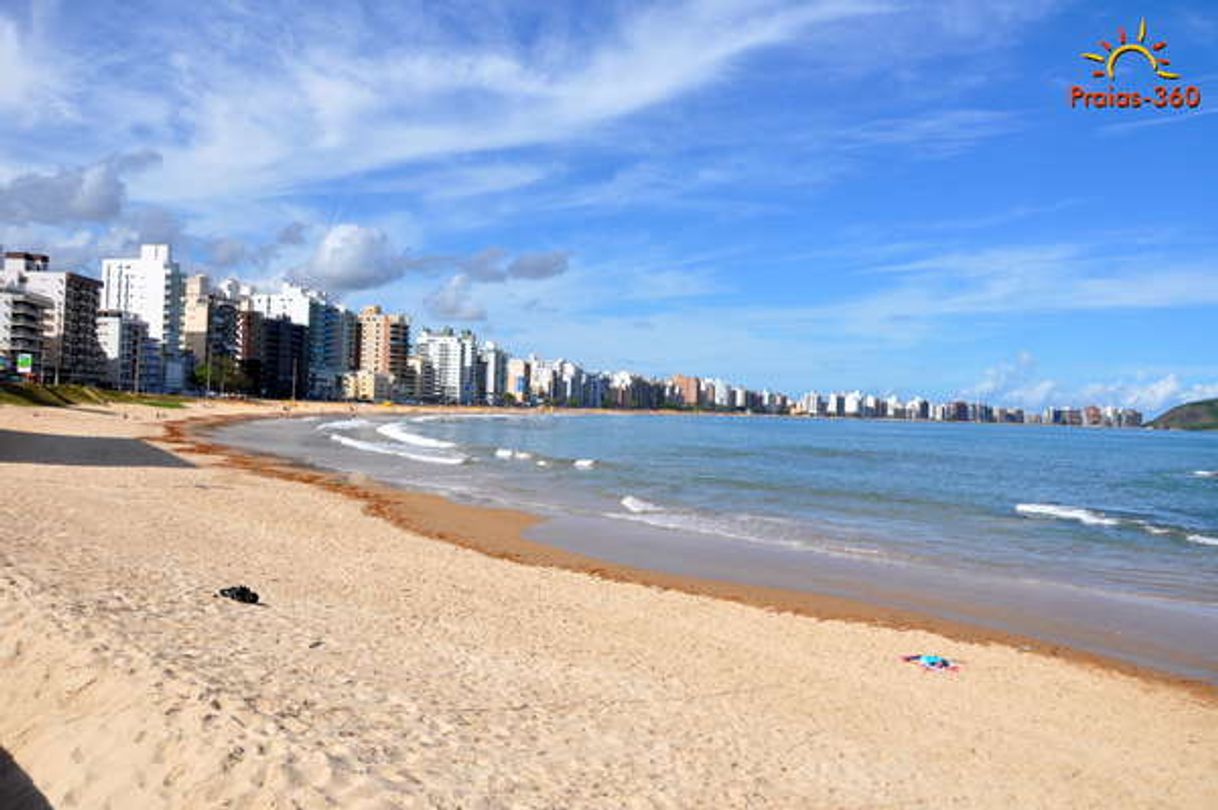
1, 401, 1217, 808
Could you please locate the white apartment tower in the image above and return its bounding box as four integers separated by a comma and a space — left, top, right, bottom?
417, 328, 477, 404
101, 244, 185, 390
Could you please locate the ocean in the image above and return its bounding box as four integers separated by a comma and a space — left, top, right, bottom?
214, 412, 1218, 681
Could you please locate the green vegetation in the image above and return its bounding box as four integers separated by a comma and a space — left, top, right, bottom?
0, 382, 190, 410
190, 355, 253, 395
1149, 398, 1218, 430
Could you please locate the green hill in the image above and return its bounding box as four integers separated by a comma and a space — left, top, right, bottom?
1149, 398, 1218, 430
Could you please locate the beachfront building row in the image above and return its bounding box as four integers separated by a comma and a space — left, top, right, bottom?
795, 390, 1143, 428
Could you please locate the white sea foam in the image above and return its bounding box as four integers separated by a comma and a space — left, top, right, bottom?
315, 418, 371, 431
536, 460, 549, 467
1194, 470, 1218, 478
573, 459, 596, 469
607, 509, 853, 556
1015, 503, 1120, 527
620, 495, 662, 514
494, 448, 514, 459
329, 434, 466, 466
1185, 534, 1218, 547
376, 422, 457, 449
513, 451, 533, 460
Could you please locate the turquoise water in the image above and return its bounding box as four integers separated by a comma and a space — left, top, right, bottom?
216, 413, 1218, 679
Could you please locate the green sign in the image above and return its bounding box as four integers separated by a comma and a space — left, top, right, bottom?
16, 353, 33, 375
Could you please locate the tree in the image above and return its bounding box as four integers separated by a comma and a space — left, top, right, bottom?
192, 355, 253, 395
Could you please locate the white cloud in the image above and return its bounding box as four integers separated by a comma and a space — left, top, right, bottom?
0, 152, 160, 225
1080, 375, 1218, 413
425, 273, 486, 321
87, 1, 896, 204
294, 224, 411, 293
506, 251, 569, 280
0, 13, 70, 122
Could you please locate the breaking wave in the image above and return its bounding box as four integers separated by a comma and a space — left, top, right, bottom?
1016, 503, 1216, 549
376, 422, 457, 449
328, 433, 466, 466
620, 495, 662, 514
573, 459, 596, 469
1015, 503, 1120, 527
315, 418, 371, 431
1194, 470, 1218, 479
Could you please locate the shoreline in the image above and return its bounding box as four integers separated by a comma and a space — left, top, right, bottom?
167, 408, 1218, 702
6, 399, 1218, 807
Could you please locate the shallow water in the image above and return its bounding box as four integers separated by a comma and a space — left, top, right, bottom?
214, 413, 1218, 682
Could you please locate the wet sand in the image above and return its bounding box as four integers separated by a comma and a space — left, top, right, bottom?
2, 400, 1217, 807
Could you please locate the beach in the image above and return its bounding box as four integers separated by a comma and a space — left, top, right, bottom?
2, 401, 1217, 808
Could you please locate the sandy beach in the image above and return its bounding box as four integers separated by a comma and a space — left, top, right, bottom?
2, 401, 1217, 808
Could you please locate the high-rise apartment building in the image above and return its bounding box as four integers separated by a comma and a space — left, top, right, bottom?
22, 270, 104, 384
0, 251, 54, 378
478, 342, 509, 405
96, 310, 150, 390
416, 327, 477, 404
101, 244, 185, 391
357, 306, 410, 378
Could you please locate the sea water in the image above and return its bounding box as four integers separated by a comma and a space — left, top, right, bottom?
215, 413, 1218, 680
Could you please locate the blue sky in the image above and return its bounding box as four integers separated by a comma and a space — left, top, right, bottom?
1, 0, 1216, 412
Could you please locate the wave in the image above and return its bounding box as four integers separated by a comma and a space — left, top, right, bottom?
573, 459, 596, 469
376, 422, 457, 449
1017, 504, 1216, 549
1194, 470, 1218, 479
315, 418, 371, 431
620, 495, 662, 514
1015, 503, 1120, 527
328, 434, 466, 466
607, 503, 884, 558
492, 447, 535, 461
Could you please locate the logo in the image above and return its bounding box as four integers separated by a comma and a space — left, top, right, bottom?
1069, 18, 1202, 111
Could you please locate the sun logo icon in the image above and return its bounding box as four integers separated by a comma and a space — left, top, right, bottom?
1082, 18, 1179, 81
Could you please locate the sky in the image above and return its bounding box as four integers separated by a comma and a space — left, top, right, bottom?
0, 0, 1216, 413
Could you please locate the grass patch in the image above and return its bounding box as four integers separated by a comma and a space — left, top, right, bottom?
0, 383, 192, 409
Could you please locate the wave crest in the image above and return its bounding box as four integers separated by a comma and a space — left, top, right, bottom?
376, 422, 456, 449
316, 418, 371, 431
1015, 503, 1120, 527
329, 434, 467, 466
620, 495, 662, 514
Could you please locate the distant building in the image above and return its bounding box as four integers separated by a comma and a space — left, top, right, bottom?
183, 275, 239, 387
96, 310, 149, 391
23, 270, 104, 385
250, 282, 352, 398
905, 397, 929, 420
101, 244, 185, 391
0, 252, 54, 378
357, 305, 410, 381
259, 316, 309, 399
672, 374, 701, 408
0, 288, 52, 378
506, 357, 530, 402
417, 328, 477, 404
342, 369, 393, 402
478, 342, 509, 405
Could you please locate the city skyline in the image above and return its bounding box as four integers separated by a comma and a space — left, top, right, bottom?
2, 239, 1151, 423
1, 1, 1216, 408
